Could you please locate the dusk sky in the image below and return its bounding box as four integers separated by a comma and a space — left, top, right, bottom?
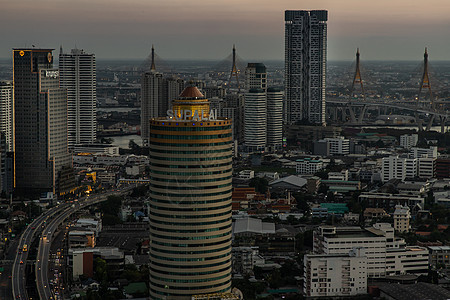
1, 0, 450, 61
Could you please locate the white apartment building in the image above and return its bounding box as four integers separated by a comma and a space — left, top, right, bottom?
328, 170, 349, 181
0, 81, 13, 151
59, 48, 97, 148
410, 146, 438, 159
324, 137, 350, 155
393, 205, 410, 233
266, 88, 283, 150
245, 63, 267, 91
304, 248, 367, 298
314, 223, 429, 278
296, 158, 323, 175
417, 157, 435, 179
400, 134, 418, 149
381, 156, 417, 182
244, 89, 267, 151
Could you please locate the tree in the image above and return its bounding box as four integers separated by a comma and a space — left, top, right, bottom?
94, 258, 108, 283
249, 177, 269, 194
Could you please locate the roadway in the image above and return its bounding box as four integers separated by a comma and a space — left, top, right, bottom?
12, 206, 58, 300
35, 188, 133, 300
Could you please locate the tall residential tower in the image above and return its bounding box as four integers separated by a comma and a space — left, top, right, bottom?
148, 86, 232, 299
285, 10, 328, 125
59, 48, 97, 148
13, 48, 72, 196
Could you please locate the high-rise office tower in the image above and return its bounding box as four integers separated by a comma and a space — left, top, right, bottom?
148, 86, 232, 299
13, 48, 72, 196
0, 81, 13, 152
244, 88, 267, 152
0, 81, 13, 195
285, 10, 328, 125
245, 63, 267, 91
141, 70, 163, 147
59, 48, 97, 148
267, 87, 283, 150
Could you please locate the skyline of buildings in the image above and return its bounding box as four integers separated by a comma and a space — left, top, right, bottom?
2, 7, 450, 300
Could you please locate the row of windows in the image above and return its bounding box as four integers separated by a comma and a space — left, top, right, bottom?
151, 125, 231, 131
151, 230, 231, 241
150, 133, 232, 140
150, 252, 230, 262
150, 197, 231, 206
150, 210, 231, 219
150, 245, 230, 255
149, 155, 233, 161
151, 273, 229, 284
151, 169, 232, 176
149, 203, 230, 212
150, 176, 232, 183
151, 162, 231, 169
150, 224, 231, 234
151, 258, 231, 269
150, 141, 231, 147
150, 148, 231, 155
152, 238, 231, 249
150, 266, 230, 277
150, 183, 231, 190
150, 286, 230, 297
151, 190, 230, 198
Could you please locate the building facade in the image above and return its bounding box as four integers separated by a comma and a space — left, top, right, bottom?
141, 70, 163, 147
245, 63, 267, 91
381, 156, 417, 182
266, 87, 283, 150
13, 48, 72, 196
400, 134, 418, 149
393, 205, 410, 233
148, 86, 232, 299
0, 81, 13, 151
296, 158, 323, 175
285, 10, 328, 125
59, 48, 97, 148
313, 223, 429, 278
244, 88, 266, 151
304, 248, 367, 298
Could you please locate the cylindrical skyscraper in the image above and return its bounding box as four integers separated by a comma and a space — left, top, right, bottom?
266, 87, 283, 150
148, 86, 232, 299
244, 88, 267, 152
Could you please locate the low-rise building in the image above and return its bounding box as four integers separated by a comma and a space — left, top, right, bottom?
304, 248, 367, 298
313, 223, 429, 278
359, 193, 424, 211
296, 158, 323, 175
393, 205, 410, 233
328, 170, 349, 181
400, 134, 418, 149
232, 246, 265, 275
427, 246, 450, 269
69, 230, 95, 248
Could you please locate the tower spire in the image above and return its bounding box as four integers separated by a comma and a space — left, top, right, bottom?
228, 44, 241, 91
150, 44, 156, 71
418, 47, 433, 109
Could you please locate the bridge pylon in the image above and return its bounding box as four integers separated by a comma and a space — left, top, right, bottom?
228, 44, 241, 91
347, 48, 367, 124
417, 47, 434, 110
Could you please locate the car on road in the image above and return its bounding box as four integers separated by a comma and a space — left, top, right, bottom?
20, 260, 23, 264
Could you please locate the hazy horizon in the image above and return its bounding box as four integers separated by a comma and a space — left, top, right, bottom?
1, 0, 450, 61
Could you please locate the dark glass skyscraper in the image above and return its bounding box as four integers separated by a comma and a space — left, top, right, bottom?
13, 48, 72, 196
285, 10, 328, 125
